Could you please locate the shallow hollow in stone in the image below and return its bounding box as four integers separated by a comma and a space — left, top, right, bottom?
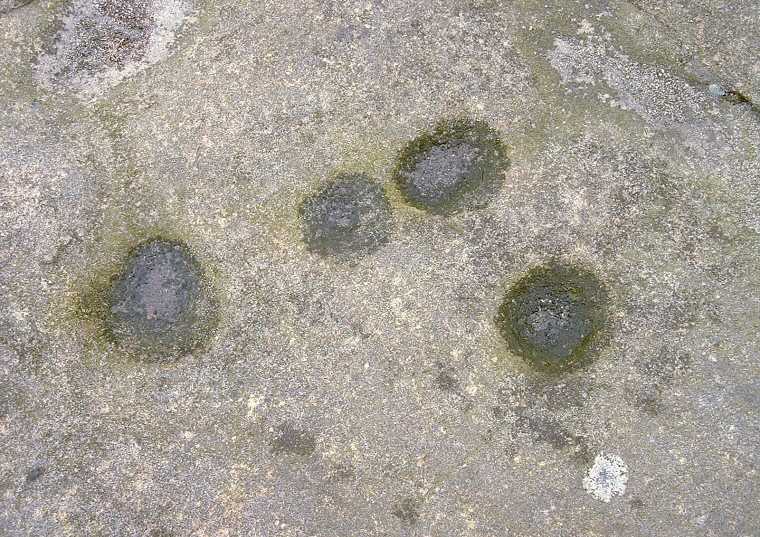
105, 238, 217, 359
393, 118, 510, 215
299, 173, 393, 258
496, 263, 610, 374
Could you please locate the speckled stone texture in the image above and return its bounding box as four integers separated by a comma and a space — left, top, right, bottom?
0, 1, 758, 536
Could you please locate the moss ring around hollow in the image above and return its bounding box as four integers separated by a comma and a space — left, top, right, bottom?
299, 173, 394, 259
104, 238, 218, 360
496, 263, 610, 374
393, 118, 510, 215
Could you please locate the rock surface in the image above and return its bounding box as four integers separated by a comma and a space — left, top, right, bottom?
0, 1, 758, 535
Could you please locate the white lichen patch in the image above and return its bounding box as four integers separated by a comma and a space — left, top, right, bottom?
547, 31, 737, 160
36, 0, 194, 99
549, 36, 706, 126
583, 453, 628, 502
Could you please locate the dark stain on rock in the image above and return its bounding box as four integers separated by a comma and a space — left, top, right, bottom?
634, 347, 690, 415
515, 414, 585, 452
329, 463, 356, 482
149, 529, 174, 537
431, 362, 474, 411
0, 0, 34, 15
25, 467, 44, 483
104, 238, 218, 360
492, 379, 593, 460
534, 379, 589, 410
433, 362, 460, 391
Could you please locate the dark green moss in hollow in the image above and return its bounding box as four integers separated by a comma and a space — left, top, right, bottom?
299, 173, 393, 258
393, 118, 509, 215
496, 264, 609, 374
105, 238, 217, 360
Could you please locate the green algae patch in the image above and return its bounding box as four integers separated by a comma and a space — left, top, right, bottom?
496, 263, 610, 374
392, 118, 510, 215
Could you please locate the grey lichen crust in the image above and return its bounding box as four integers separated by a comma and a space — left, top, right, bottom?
496, 263, 610, 374
105, 238, 217, 359
393, 118, 510, 215
299, 173, 394, 259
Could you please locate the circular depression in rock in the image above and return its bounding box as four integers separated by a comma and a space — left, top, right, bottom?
393, 118, 509, 214
496, 264, 610, 373
299, 173, 393, 258
105, 238, 217, 359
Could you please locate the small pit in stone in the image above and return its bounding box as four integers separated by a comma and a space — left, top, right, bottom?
392, 497, 420, 526
299, 173, 393, 258
104, 238, 217, 360
270, 424, 316, 457
496, 263, 610, 374
393, 118, 509, 215
25, 467, 43, 483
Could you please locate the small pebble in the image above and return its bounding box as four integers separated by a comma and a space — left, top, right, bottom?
25, 467, 43, 483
